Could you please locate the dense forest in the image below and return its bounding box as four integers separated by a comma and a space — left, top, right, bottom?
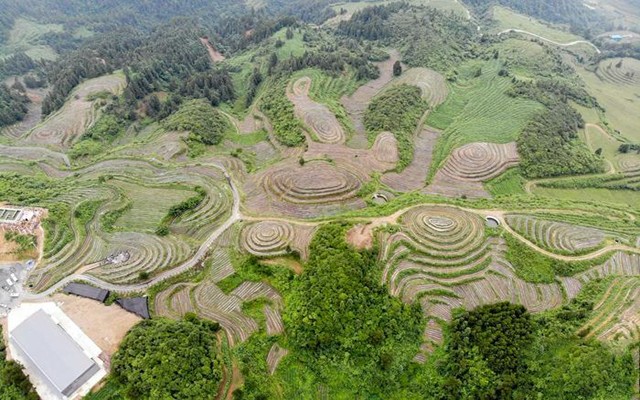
517, 102, 603, 178
0, 83, 29, 127
109, 316, 223, 399
282, 223, 424, 397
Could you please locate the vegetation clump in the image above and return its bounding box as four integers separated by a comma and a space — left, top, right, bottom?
156, 186, 206, 236
517, 102, 603, 178
110, 317, 222, 400
284, 223, 423, 395
164, 99, 231, 146
0, 84, 29, 128
260, 81, 305, 146
364, 84, 427, 171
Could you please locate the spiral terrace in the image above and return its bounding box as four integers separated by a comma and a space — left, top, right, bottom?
440, 142, 519, 182
401, 206, 485, 253
263, 162, 362, 204
289, 77, 346, 144
240, 221, 294, 257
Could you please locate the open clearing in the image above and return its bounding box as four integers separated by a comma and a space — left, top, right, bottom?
0, 18, 62, 60
49, 293, 140, 357
490, 6, 584, 43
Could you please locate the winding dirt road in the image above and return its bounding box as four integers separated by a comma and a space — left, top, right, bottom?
24, 162, 242, 299
498, 29, 601, 54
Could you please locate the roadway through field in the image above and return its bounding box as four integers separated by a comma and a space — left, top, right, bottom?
498, 29, 601, 53
23, 169, 640, 297
24, 162, 242, 298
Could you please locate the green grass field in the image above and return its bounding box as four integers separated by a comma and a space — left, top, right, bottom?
577, 62, 640, 142
0, 18, 62, 60
426, 60, 544, 177
273, 28, 307, 60
485, 168, 527, 197
533, 186, 640, 210
112, 180, 196, 232
330, 0, 469, 18
490, 6, 583, 43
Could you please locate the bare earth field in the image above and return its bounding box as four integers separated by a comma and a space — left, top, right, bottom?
50, 293, 140, 357
382, 128, 439, 191
341, 50, 400, 148
24, 73, 126, 149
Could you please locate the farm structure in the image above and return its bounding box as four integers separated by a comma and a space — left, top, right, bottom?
0, 206, 45, 235
7, 302, 107, 399
116, 297, 150, 319
63, 282, 109, 303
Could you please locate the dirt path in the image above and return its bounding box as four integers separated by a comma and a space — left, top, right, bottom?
24, 161, 242, 298
200, 37, 225, 63
498, 29, 601, 54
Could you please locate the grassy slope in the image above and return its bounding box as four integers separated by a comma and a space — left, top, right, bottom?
576, 60, 640, 142
111, 180, 196, 232
490, 6, 584, 43
0, 18, 62, 60
426, 60, 544, 178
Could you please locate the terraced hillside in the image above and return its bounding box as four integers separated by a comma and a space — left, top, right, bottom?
3, 2, 640, 396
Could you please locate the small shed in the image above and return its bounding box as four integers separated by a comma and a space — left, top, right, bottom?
116, 297, 150, 319
63, 283, 109, 303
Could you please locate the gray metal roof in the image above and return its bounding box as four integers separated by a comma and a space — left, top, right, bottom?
63, 282, 109, 303
11, 310, 99, 396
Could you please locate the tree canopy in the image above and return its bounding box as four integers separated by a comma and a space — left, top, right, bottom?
284, 223, 423, 394
111, 316, 223, 400
164, 99, 231, 146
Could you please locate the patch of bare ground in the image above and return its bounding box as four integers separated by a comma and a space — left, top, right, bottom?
342, 50, 400, 148
0, 230, 22, 262
424, 142, 519, 198
226, 361, 243, 400
24, 74, 126, 149
261, 257, 304, 274
49, 293, 140, 357
346, 223, 374, 250
381, 128, 439, 191
199, 37, 225, 62
288, 77, 346, 144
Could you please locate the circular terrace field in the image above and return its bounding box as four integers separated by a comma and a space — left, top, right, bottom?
263, 162, 362, 204
240, 221, 294, 257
